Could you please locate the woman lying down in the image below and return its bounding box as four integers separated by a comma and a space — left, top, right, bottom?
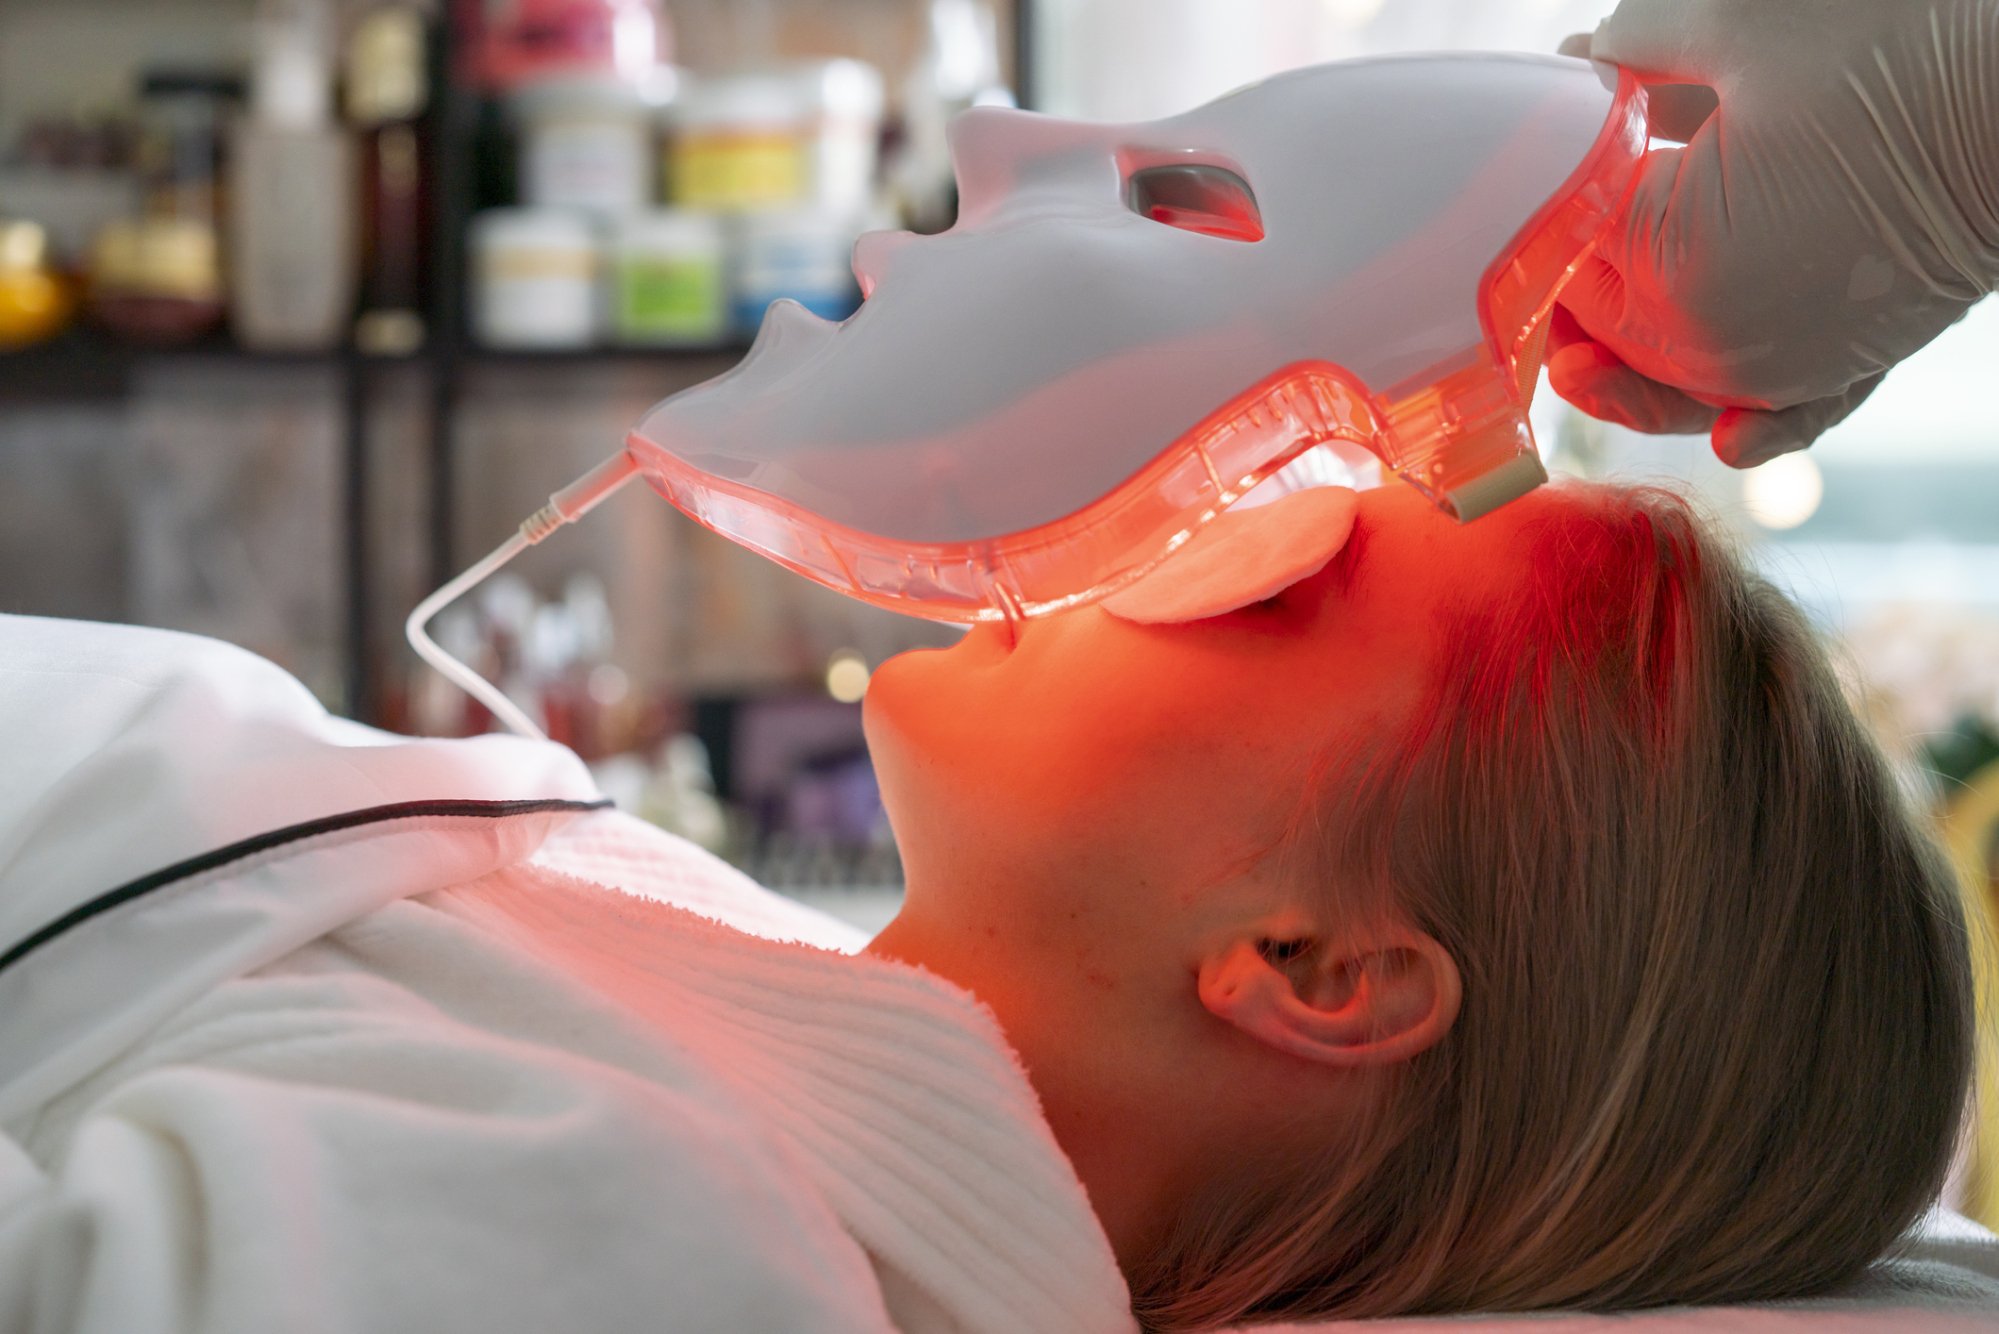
0, 479, 1982, 1333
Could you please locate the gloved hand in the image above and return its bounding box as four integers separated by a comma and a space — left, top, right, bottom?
1551, 0, 1999, 467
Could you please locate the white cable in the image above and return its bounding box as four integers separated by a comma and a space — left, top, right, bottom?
405, 452, 641, 741
406, 530, 543, 738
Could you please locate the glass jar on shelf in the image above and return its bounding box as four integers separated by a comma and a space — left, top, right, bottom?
732, 208, 862, 334
470, 206, 602, 348
86, 217, 226, 345
84, 69, 240, 345
0, 221, 76, 349
667, 60, 884, 216
666, 71, 811, 212
610, 208, 727, 346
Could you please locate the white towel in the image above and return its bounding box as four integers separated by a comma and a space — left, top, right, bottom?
0, 615, 1134, 1333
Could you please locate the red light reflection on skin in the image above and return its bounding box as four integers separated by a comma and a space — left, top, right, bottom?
860, 484, 1588, 1267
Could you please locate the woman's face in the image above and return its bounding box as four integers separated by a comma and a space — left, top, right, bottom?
863, 481, 1559, 1254
864, 483, 1550, 1008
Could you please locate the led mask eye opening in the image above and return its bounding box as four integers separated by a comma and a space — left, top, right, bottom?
1126, 163, 1264, 242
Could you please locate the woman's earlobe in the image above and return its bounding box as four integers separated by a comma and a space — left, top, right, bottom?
1197, 931, 1461, 1067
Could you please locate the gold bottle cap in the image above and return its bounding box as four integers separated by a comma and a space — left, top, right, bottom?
346, 7, 428, 126
0, 220, 52, 274
90, 218, 223, 300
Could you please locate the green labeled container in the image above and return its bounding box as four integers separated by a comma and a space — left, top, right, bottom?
612, 209, 728, 346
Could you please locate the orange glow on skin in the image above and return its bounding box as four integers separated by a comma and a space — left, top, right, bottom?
862, 483, 1580, 1268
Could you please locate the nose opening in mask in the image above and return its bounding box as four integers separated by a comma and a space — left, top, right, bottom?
1125, 164, 1264, 242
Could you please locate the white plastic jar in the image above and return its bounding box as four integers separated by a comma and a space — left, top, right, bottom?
512, 73, 652, 215
664, 63, 885, 215
471, 207, 600, 348
610, 209, 727, 345
733, 208, 860, 334
665, 72, 809, 211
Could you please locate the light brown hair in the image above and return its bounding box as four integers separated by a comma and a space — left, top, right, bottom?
1130, 481, 1976, 1328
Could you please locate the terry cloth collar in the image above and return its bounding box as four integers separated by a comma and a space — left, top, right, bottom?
441, 863, 1141, 1334
0, 614, 603, 1121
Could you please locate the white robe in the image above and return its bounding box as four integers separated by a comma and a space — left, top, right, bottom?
0, 615, 1135, 1334
2, 612, 1996, 1334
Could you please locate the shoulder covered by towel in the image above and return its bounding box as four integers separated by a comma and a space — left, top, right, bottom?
1, 614, 1994, 1334
0, 613, 1134, 1334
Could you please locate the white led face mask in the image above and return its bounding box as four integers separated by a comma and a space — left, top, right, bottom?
623, 52, 1644, 624
409, 52, 1647, 737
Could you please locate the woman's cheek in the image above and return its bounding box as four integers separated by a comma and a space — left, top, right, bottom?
869, 614, 1252, 837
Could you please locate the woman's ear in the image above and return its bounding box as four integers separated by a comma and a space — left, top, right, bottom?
1197, 927, 1461, 1066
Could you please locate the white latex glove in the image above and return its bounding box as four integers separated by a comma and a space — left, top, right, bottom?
1552, 0, 1999, 467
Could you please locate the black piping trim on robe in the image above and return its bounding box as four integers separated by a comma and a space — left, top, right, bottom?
0, 797, 613, 977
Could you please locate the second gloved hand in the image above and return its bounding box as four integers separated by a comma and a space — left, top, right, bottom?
1552, 0, 1999, 466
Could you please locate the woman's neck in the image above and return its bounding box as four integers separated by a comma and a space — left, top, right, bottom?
865, 910, 1189, 1275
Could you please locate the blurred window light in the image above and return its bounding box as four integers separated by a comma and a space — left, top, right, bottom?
1319, 0, 1388, 28
1811, 297, 1999, 462
1036, 0, 1620, 120
1742, 453, 1825, 531
1755, 540, 1999, 631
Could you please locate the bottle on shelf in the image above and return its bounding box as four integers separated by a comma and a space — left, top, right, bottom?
0, 221, 75, 349
87, 69, 239, 346
228, 0, 357, 352
345, 4, 432, 357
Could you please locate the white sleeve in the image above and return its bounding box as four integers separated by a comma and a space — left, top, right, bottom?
0, 1020, 896, 1334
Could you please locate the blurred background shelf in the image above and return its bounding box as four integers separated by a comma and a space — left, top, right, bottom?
0, 332, 354, 399
0, 0, 1032, 902
458, 341, 752, 364
0, 335, 756, 408
0, 0, 1031, 736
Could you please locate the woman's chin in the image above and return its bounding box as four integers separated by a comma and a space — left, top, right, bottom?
863, 631, 1003, 769
861, 646, 944, 748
